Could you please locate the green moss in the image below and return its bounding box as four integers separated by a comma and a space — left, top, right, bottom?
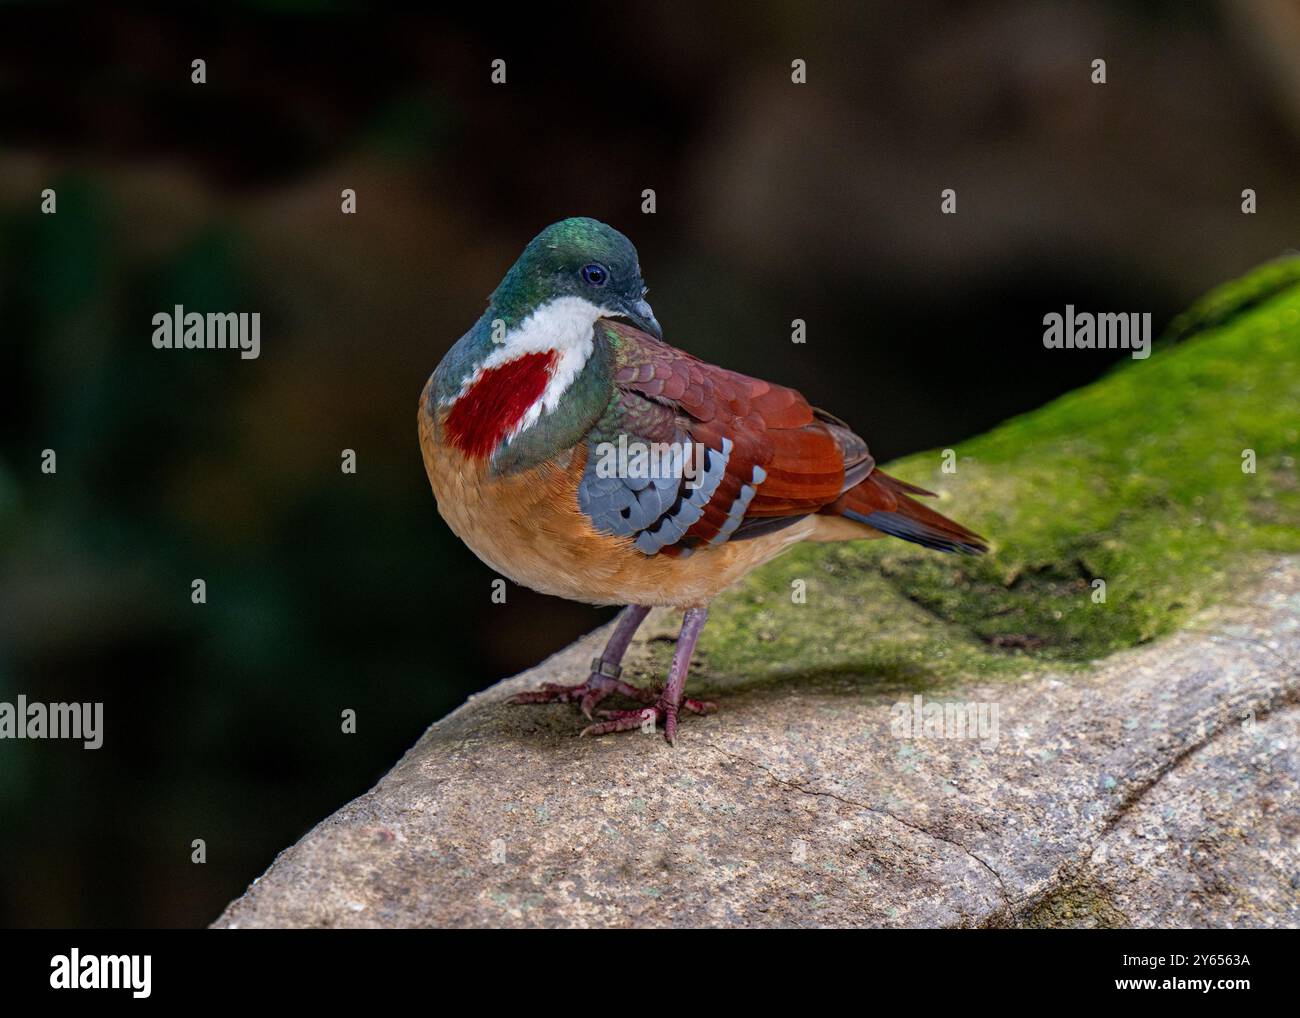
693, 259, 1300, 691
1020, 880, 1130, 929
1163, 254, 1300, 344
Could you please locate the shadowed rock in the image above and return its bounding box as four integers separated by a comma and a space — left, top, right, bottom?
213, 559, 1299, 928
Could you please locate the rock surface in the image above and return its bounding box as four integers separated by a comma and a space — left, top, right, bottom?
214, 558, 1299, 928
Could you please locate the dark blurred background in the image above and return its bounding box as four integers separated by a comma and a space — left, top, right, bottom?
1, 1, 1297, 927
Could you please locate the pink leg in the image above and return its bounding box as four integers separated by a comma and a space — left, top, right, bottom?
508, 605, 654, 717
581, 606, 715, 745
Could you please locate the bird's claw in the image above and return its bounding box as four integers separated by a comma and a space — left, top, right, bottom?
579, 697, 717, 744
507, 672, 657, 719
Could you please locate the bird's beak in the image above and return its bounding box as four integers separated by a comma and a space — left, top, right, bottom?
617, 297, 663, 340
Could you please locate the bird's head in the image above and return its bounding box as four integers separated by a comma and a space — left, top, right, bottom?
434, 218, 661, 463
489, 217, 660, 340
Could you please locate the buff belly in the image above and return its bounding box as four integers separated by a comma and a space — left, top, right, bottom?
418, 407, 860, 608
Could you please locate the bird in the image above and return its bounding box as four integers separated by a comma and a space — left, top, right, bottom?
419, 217, 987, 744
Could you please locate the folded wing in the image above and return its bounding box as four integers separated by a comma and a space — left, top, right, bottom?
578, 320, 985, 558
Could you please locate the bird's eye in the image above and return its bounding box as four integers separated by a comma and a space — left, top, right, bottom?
580, 263, 609, 287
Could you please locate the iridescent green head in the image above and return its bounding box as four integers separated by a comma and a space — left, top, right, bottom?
489, 217, 660, 338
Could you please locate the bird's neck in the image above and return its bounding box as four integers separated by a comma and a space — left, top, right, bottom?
435, 297, 611, 468
442, 349, 559, 461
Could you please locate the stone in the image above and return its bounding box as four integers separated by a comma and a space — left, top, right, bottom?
213, 560, 1300, 929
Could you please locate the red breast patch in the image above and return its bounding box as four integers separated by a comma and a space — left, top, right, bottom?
443, 350, 558, 460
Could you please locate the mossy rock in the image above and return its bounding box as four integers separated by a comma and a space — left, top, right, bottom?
692, 257, 1300, 693
215, 261, 1300, 930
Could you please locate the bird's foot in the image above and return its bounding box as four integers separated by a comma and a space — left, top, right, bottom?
579, 695, 717, 745
507, 658, 657, 718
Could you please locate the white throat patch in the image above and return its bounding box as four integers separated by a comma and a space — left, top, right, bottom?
448, 295, 603, 441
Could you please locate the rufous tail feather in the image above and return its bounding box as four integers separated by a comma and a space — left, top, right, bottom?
825, 469, 988, 555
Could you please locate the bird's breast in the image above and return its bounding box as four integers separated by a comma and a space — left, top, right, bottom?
418, 385, 814, 607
